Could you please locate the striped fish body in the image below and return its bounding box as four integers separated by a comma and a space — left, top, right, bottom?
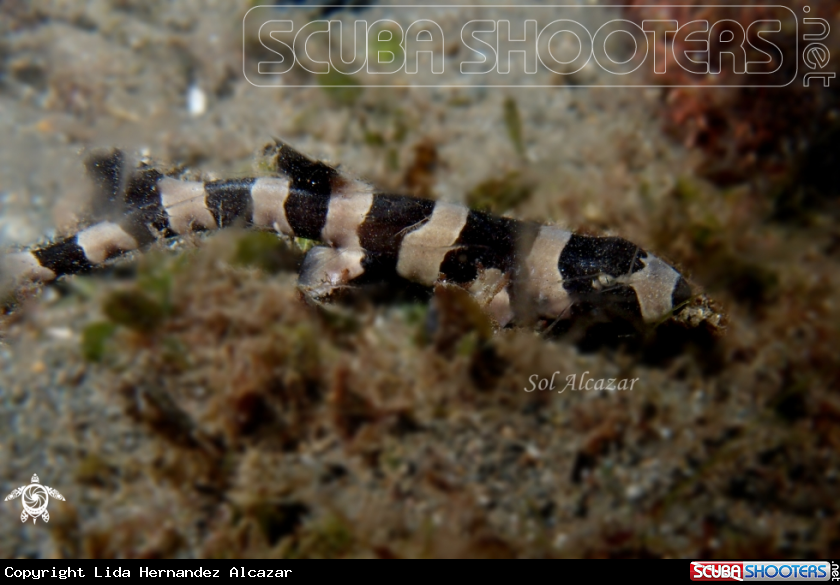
2, 141, 691, 327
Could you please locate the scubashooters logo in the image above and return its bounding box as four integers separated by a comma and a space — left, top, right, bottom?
4, 474, 65, 524
691, 561, 833, 581
243, 4, 801, 87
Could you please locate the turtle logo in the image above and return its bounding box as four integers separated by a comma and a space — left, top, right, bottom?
4, 474, 65, 524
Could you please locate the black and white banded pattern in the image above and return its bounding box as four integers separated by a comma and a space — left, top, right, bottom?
1, 141, 693, 327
